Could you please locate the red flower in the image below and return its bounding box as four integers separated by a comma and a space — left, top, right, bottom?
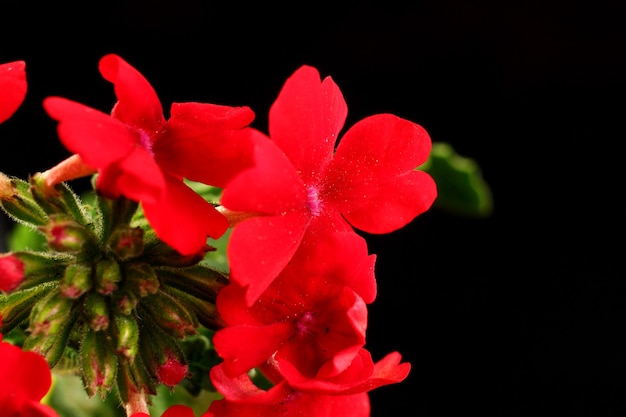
213, 232, 375, 379
43, 54, 256, 255
0, 60, 27, 124
156, 350, 189, 387
0, 317, 59, 416
0, 253, 25, 292
206, 351, 410, 417
221, 65, 437, 304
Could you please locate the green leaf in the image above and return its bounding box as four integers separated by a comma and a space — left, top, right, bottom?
420, 142, 493, 218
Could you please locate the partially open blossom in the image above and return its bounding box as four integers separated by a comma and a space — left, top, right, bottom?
156, 349, 189, 387
213, 232, 376, 379
131, 404, 200, 417
0, 253, 25, 292
221, 65, 437, 304
206, 352, 410, 417
43, 54, 256, 255
1, 315, 59, 417
0, 60, 27, 124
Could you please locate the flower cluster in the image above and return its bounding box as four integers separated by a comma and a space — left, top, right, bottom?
0, 55, 436, 416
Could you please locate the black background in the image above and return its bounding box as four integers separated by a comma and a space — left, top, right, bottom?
1, 1, 624, 416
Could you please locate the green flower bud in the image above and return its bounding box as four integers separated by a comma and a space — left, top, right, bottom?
0, 173, 48, 227
0, 282, 55, 335
29, 172, 91, 224
39, 214, 94, 253
108, 226, 144, 260
113, 314, 140, 363
124, 262, 159, 297
84, 292, 110, 331
6, 251, 69, 290
157, 264, 228, 303
29, 288, 75, 337
139, 239, 209, 267
59, 262, 93, 298
138, 290, 198, 338
138, 317, 188, 387
23, 309, 78, 368
80, 328, 118, 399
111, 287, 138, 315
95, 257, 122, 295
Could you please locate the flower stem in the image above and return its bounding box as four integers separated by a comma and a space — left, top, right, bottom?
124, 390, 149, 416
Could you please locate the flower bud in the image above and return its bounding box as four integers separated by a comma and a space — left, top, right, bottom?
111, 287, 138, 316
29, 172, 91, 224
138, 318, 188, 388
95, 257, 122, 295
125, 262, 159, 297
84, 292, 110, 331
23, 309, 78, 368
5, 251, 68, 290
59, 262, 93, 298
113, 314, 140, 362
139, 239, 209, 267
80, 328, 118, 399
157, 264, 228, 303
29, 288, 75, 337
156, 349, 189, 388
0, 282, 54, 335
39, 214, 94, 253
138, 290, 198, 338
108, 226, 144, 260
0, 173, 48, 227
0, 253, 25, 292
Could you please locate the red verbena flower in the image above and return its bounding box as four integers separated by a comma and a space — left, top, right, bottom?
0, 315, 59, 417
221, 65, 437, 304
213, 232, 375, 379
206, 351, 410, 417
0, 60, 27, 124
43, 54, 256, 255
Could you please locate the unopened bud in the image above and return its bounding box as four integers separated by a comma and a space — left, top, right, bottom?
0, 173, 48, 227
140, 239, 209, 267
0, 282, 55, 335
39, 214, 94, 253
111, 287, 138, 315
23, 309, 78, 368
108, 226, 144, 260
29, 172, 91, 224
156, 349, 189, 387
0, 253, 25, 292
139, 290, 198, 338
29, 288, 75, 337
124, 262, 159, 297
113, 314, 139, 362
84, 292, 110, 331
95, 258, 122, 295
59, 262, 93, 298
80, 328, 118, 399
5, 251, 68, 290
157, 264, 228, 303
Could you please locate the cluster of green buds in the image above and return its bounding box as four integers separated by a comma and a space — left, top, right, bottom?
0, 171, 227, 403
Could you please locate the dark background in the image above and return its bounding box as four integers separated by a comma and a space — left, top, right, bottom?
1, 1, 624, 416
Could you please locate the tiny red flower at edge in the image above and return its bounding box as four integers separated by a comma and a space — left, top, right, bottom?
43, 54, 256, 255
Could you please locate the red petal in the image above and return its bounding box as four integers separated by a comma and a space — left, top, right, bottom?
221, 129, 307, 214
43, 97, 135, 167
325, 113, 437, 233
227, 211, 310, 305
0, 60, 26, 124
155, 103, 255, 187
213, 322, 293, 377
98, 54, 165, 132
0, 342, 51, 401
96, 145, 166, 204
162, 405, 197, 417
268, 65, 347, 185
141, 175, 228, 255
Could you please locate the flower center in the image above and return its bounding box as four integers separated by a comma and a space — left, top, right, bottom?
306, 186, 322, 217
138, 129, 154, 156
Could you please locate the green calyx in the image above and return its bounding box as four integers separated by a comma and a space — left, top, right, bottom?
0, 175, 227, 405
